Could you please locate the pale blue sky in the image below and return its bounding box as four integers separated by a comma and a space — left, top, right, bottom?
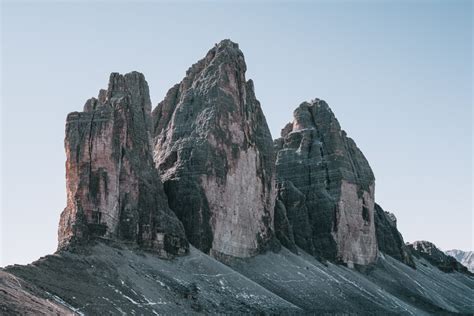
1, 1, 472, 266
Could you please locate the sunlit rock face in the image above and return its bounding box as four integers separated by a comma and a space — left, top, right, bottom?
58, 72, 188, 257
274, 100, 377, 266
152, 40, 276, 258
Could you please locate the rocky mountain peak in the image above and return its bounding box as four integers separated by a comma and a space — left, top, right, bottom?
58, 71, 188, 257
274, 98, 377, 266
152, 41, 276, 258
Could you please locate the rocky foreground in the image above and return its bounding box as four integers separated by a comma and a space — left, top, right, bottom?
1, 40, 472, 315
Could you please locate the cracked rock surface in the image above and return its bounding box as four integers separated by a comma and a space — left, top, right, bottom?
58, 72, 188, 257
152, 40, 276, 258
274, 99, 377, 266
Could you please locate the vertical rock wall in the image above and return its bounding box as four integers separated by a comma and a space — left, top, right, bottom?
152, 40, 276, 258
274, 100, 377, 266
58, 72, 188, 257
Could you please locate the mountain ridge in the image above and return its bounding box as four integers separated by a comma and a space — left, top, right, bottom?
1, 39, 472, 315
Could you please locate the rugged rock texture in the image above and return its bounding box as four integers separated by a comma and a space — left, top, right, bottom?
446, 249, 474, 273
374, 203, 415, 267
152, 40, 276, 258
58, 72, 188, 257
6, 39, 474, 315
408, 241, 471, 274
274, 99, 377, 266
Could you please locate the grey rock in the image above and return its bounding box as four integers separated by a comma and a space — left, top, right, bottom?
374, 203, 415, 267
4, 242, 301, 315
3, 241, 473, 314
58, 72, 188, 257
274, 99, 377, 266
0, 270, 71, 315
152, 40, 276, 258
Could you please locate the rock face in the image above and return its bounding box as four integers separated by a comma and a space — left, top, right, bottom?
446, 249, 474, 273
408, 241, 471, 274
58, 72, 188, 257
374, 203, 414, 267
274, 99, 377, 266
152, 40, 276, 258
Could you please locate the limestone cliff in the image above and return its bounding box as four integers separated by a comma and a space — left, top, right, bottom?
152, 40, 276, 258
274, 99, 377, 266
58, 72, 188, 257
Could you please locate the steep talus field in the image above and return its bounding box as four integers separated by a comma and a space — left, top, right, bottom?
2, 242, 473, 315
274, 100, 377, 266
3, 243, 300, 315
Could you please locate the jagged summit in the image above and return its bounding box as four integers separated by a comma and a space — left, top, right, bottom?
274, 98, 377, 266
152, 40, 275, 259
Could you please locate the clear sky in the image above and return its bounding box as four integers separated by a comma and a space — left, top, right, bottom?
1, 1, 472, 267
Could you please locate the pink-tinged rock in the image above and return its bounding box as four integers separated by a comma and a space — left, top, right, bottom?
152, 40, 276, 258
58, 72, 188, 257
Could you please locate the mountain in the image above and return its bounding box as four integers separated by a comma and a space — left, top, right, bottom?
446, 250, 474, 273
152, 40, 276, 259
58, 71, 188, 257
274, 100, 377, 266
1, 40, 473, 315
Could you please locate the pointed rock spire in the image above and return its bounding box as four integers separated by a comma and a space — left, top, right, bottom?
58, 72, 188, 257
274, 99, 377, 266
152, 40, 276, 258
